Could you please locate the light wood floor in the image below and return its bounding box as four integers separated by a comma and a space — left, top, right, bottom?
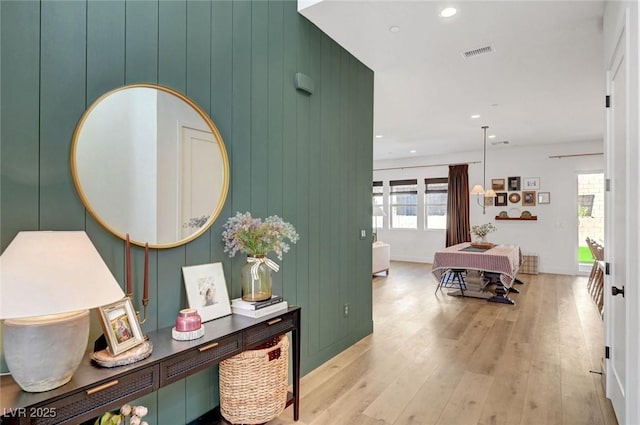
273, 261, 619, 425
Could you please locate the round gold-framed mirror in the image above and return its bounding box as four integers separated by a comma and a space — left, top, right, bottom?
71, 84, 229, 248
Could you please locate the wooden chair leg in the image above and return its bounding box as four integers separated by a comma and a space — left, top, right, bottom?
587, 261, 598, 292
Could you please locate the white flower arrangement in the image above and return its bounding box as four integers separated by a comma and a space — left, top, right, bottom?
471, 223, 497, 239
94, 404, 149, 425
222, 211, 299, 260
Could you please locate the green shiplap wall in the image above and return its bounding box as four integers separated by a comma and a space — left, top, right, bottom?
0, 1, 373, 423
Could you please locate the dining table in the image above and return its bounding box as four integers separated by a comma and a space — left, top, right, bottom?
431, 242, 523, 304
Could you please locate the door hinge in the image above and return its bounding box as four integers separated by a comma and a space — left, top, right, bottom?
605, 262, 610, 275
605, 179, 611, 192
605, 346, 610, 359
606, 95, 611, 108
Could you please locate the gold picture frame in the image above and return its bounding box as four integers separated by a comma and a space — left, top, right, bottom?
97, 297, 145, 355
522, 191, 537, 206
491, 178, 506, 191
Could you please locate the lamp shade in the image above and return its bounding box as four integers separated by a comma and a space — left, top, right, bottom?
470, 185, 485, 195
0, 231, 125, 319
484, 189, 497, 198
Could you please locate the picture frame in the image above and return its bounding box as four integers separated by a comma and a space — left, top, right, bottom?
522, 177, 540, 190
507, 176, 521, 191
182, 262, 231, 323
495, 192, 508, 206
491, 178, 505, 191
538, 191, 550, 204
97, 297, 145, 355
522, 191, 537, 206
484, 196, 494, 206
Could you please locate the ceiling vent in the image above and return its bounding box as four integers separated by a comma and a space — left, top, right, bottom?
461, 45, 494, 59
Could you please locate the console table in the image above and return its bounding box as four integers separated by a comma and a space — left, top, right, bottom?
0, 307, 301, 425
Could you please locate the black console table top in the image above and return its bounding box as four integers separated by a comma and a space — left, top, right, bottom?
1, 306, 301, 425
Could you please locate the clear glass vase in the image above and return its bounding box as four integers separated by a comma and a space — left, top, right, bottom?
241, 256, 272, 302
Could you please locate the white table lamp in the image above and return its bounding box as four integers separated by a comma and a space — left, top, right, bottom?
0, 231, 125, 392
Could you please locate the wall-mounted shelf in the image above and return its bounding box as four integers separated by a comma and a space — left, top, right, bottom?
495, 216, 538, 221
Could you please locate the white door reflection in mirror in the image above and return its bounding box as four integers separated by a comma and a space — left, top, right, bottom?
180, 127, 223, 239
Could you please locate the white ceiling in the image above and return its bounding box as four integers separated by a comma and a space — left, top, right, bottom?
299, 0, 605, 161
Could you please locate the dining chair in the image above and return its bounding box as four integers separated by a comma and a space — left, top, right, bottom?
435, 269, 467, 295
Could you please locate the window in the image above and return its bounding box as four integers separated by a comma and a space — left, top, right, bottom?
390, 179, 417, 229
372, 181, 384, 229
425, 178, 448, 230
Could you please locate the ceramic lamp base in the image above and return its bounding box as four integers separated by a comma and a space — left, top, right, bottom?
3, 310, 90, 392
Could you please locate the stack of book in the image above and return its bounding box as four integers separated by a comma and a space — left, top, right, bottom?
231, 295, 288, 318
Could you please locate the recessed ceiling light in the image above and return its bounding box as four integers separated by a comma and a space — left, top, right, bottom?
440, 7, 457, 18
410, 150, 417, 153
488, 134, 496, 139
375, 134, 384, 138
471, 114, 481, 119
389, 26, 400, 33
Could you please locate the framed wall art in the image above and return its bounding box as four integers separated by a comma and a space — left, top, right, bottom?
538, 192, 550, 204
485, 196, 495, 206
522, 191, 537, 206
522, 177, 540, 190
97, 297, 145, 355
491, 178, 505, 191
508, 176, 521, 191
495, 192, 507, 206
182, 262, 232, 323
508, 192, 521, 204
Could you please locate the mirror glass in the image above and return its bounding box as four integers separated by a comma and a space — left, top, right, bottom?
71, 84, 229, 248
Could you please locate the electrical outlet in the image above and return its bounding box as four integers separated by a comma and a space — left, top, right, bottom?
343, 303, 349, 317
360, 229, 366, 239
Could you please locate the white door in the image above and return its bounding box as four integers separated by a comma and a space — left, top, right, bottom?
605, 29, 626, 423
180, 126, 223, 238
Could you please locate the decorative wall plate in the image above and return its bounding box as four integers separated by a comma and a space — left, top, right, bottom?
509, 193, 521, 203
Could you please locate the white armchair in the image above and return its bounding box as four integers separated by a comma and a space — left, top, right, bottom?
372, 241, 390, 276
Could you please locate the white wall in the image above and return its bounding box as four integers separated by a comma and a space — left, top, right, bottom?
77, 88, 158, 242
373, 140, 603, 275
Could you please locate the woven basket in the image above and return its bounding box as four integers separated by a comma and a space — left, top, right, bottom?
220, 334, 289, 424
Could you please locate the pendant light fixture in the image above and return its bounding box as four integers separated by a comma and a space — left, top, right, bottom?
470, 125, 496, 214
